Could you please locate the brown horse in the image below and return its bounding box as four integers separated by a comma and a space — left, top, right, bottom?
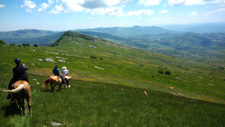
42, 75, 71, 92
1, 80, 31, 116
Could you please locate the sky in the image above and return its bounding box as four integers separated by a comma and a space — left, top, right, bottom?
0, 0, 225, 31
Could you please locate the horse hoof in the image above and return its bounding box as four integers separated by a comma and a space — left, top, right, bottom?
68, 85, 71, 88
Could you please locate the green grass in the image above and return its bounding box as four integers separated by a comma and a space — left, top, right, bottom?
0, 74, 224, 127
0, 33, 225, 126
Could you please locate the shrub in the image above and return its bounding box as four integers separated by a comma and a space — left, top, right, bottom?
165, 70, 171, 75
90, 56, 96, 59
158, 69, 164, 74
34, 44, 38, 47
22, 43, 30, 47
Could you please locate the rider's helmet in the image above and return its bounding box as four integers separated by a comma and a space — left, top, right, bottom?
15, 58, 21, 65
55, 65, 58, 68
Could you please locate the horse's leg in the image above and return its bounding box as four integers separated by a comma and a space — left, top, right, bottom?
67, 80, 70, 88
65, 79, 68, 88
25, 94, 32, 116
22, 98, 25, 116
59, 83, 62, 90
52, 84, 56, 92
50, 83, 54, 92
18, 98, 25, 116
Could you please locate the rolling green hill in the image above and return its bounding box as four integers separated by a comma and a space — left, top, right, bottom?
0, 31, 225, 126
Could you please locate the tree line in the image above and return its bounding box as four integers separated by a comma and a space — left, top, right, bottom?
0, 40, 38, 47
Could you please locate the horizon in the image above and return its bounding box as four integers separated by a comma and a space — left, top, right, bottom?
1, 0, 225, 31
1, 22, 225, 32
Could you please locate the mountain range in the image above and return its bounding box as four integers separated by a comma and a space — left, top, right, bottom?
0, 23, 225, 65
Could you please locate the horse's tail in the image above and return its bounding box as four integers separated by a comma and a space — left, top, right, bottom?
1, 84, 25, 93
43, 78, 51, 89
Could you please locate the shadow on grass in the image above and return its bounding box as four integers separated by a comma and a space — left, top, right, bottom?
41, 89, 63, 93
1, 102, 21, 117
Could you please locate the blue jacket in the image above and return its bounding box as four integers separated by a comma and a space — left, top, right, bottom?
53, 68, 60, 76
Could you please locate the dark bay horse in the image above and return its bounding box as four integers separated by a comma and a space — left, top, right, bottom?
1, 80, 31, 116
42, 75, 71, 92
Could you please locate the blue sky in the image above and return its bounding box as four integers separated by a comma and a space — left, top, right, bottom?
0, 0, 225, 31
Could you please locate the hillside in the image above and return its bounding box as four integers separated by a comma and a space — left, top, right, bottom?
1, 28, 225, 67
32, 31, 225, 103
0, 31, 225, 126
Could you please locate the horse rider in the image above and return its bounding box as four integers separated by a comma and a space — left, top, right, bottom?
53, 65, 66, 84
7, 58, 29, 100
62, 66, 69, 75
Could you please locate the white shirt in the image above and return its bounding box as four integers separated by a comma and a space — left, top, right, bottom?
62, 69, 69, 75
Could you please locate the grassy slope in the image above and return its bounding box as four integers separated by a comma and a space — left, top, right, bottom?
0, 32, 225, 126
0, 74, 224, 127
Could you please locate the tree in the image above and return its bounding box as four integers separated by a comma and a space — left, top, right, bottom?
34, 44, 38, 47
22, 43, 30, 47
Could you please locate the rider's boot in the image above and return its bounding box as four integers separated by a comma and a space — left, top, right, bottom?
6, 93, 11, 100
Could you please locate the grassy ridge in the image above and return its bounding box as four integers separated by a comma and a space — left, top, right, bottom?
0, 31, 225, 126
0, 33, 225, 103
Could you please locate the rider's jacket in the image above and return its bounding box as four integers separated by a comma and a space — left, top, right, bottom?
53, 68, 60, 76
13, 64, 28, 80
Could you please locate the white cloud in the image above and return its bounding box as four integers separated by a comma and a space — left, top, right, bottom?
168, 0, 225, 6
159, 10, 168, 13
126, 9, 154, 16
190, 11, 197, 15
49, 0, 130, 14
0, 4, 6, 8
207, 8, 225, 16
50, 0, 84, 14
185, 0, 205, 5
50, 4, 64, 14
167, 0, 185, 6
209, 0, 225, 4
104, 0, 127, 6
86, 7, 124, 16
82, 0, 129, 9
21, 0, 36, 12
88, 17, 92, 20
38, 0, 54, 12
38, 3, 49, 12
48, 0, 54, 5
138, 0, 161, 6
